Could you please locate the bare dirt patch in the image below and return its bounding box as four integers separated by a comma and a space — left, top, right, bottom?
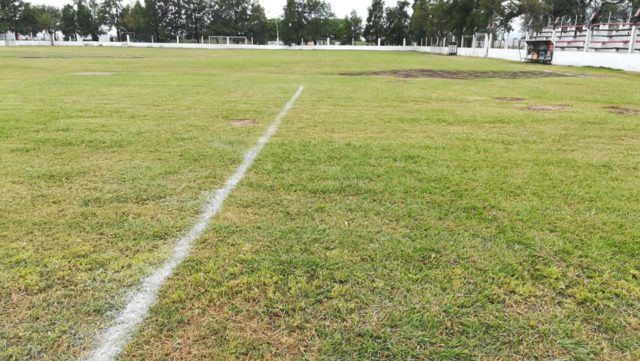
496, 97, 527, 102
72, 72, 114, 76
21, 55, 144, 59
341, 69, 570, 80
526, 105, 571, 111
230, 119, 257, 127
603, 106, 639, 115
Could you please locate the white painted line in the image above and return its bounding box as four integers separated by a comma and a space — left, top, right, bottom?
85, 85, 304, 361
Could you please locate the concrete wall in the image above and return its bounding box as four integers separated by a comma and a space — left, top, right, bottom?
552, 51, 640, 73
6, 40, 640, 73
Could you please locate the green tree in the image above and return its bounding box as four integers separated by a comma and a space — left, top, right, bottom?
144, 0, 168, 41
328, 17, 347, 43
266, 17, 279, 42
345, 10, 363, 44
35, 5, 60, 39
247, 1, 268, 44
75, 0, 101, 40
183, 0, 207, 40
426, 0, 448, 42
384, 0, 410, 45
0, 0, 24, 38
122, 1, 149, 40
98, 0, 123, 40
445, 0, 475, 40
210, 0, 250, 36
60, 4, 77, 40
16, 2, 38, 36
410, 0, 429, 44
520, 0, 548, 32
158, 0, 185, 40
281, 0, 305, 44
364, 0, 385, 43
304, 0, 332, 44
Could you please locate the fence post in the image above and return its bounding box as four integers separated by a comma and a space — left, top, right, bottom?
403, 38, 406, 46
126, 34, 130, 45
630, 25, 637, 53
584, 28, 591, 52
378, 38, 381, 46
471, 34, 476, 49
485, 33, 491, 56
226, 36, 229, 45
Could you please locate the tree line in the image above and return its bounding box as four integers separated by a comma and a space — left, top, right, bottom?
1, 0, 638, 44
0, 0, 271, 42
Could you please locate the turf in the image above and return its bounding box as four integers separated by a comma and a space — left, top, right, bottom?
1, 47, 639, 360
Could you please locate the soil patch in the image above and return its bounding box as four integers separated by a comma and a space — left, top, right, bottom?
603, 106, 639, 115
341, 69, 570, 80
72, 72, 114, 76
22, 56, 144, 59
496, 97, 527, 102
526, 105, 571, 111
230, 119, 257, 127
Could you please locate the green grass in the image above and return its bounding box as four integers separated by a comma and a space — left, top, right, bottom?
1, 47, 639, 360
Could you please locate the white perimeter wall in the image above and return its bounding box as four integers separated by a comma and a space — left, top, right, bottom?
5, 40, 640, 73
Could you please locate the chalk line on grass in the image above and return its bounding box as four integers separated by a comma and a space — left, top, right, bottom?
86, 85, 305, 361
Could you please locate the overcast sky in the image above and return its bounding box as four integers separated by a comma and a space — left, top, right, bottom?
28, 0, 373, 18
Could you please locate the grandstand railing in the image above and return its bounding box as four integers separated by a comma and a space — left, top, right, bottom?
530, 22, 639, 53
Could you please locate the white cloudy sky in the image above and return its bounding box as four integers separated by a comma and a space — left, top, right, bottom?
28, 0, 373, 18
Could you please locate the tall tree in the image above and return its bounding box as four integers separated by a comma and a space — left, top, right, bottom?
426, 0, 448, 43
304, 0, 332, 44
410, 0, 429, 44
384, 0, 410, 44
345, 10, 363, 44
75, 0, 101, 40
520, 0, 548, 32
210, 0, 251, 36
445, 0, 475, 40
164, 0, 184, 39
16, 2, 38, 37
144, 0, 167, 41
247, 1, 268, 44
36, 5, 60, 40
122, 1, 149, 40
0, 0, 24, 38
60, 4, 77, 40
364, 0, 385, 43
328, 17, 347, 43
183, 0, 207, 40
98, 0, 123, 40
281, 0, 305, 44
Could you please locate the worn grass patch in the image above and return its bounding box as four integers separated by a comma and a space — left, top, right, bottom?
341, 69, 571, 80
1, 47, 640, 360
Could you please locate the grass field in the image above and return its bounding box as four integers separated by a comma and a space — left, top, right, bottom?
1, 47, 639, 360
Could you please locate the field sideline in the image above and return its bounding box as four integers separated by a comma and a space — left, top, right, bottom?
1, 47, 639, 360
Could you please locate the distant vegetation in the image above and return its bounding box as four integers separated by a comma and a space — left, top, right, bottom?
0, 0, 638, 44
